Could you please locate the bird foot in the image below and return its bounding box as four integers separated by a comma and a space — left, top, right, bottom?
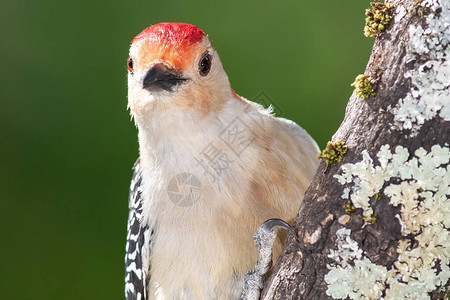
240, 218, 294, 300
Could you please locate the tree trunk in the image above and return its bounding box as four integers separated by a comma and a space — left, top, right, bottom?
261, 0, 450, 299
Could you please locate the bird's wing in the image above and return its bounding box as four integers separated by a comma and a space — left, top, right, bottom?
125, 158, 153, 300
276, 117, 320, 155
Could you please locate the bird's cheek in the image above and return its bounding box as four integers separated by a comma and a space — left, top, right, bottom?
171, 85, 225, 117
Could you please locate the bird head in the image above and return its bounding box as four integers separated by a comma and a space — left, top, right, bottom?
127, 23, 233, 120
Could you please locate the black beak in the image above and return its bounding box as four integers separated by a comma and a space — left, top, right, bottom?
142, 63, 187, 92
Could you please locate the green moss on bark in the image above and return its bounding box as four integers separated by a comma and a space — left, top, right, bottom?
364, 2, 395, 38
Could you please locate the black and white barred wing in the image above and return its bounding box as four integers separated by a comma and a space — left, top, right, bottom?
125, 159, 153, 300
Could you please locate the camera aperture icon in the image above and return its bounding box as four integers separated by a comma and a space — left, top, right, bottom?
167, 173, 202, 207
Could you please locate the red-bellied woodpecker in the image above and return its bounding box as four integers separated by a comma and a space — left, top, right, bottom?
124, 22, 319, 300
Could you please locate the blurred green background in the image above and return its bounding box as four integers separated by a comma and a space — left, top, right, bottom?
0, 0, 373, 298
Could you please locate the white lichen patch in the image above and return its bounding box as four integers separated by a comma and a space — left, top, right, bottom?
394, 4, 407, 23
389, 0, 450, 136
327, 228, 363, 267
334, 145, 409, 219
325, 228, 387, 299
327, 144, 450, 299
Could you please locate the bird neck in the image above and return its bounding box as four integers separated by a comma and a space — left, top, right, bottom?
135, 96, 268, 179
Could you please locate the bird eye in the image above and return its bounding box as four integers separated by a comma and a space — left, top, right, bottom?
127, 57, 134, 73
198, 52, 212, 76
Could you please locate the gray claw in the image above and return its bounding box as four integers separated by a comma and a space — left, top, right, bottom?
259, 218, 295, 234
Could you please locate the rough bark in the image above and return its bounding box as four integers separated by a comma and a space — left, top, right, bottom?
261, 0, 450, 299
